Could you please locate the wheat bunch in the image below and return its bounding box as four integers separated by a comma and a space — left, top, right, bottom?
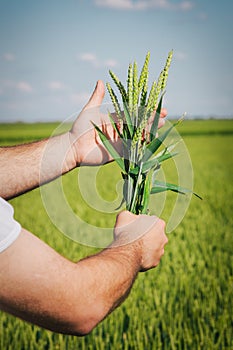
93, 51, 201, 214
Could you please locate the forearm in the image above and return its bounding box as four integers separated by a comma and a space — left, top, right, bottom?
0, 132, 76, 199
0, 228, 141, 336
74, 244, 141, 328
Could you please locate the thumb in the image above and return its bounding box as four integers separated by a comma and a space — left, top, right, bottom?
83, 80, 105, 110
115, 210, 137, 229
114, 211, 159, 246
115, 211, 158, 231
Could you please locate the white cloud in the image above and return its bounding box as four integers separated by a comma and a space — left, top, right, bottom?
48, 81, 66, 90
95, 0, 134, 9
3, 80, 33, 93
17, 81, 33, 93
178, 1, 193, 11
3, 53, 15, 62
104, 59, 118, 68
94, 0, 194, 11
77, 52, 118, 68
78, 52, 99, 67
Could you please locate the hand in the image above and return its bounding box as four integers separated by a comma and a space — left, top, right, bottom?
69, 80, 167, 167
113, 211, 168, 272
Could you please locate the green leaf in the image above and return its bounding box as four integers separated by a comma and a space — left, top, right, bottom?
142, 123, 174, 162
129, 162, 143, 213
129, 157, 160, 175
151, 180, 202, 199
140, 170, 153, 214
115, 197, 125, 211
92, 122, 126, 172
156, 151, 178, 163
107, 111, 123, 140
142, 158, 160, 173
142, 117, 184, 163
150, 93, 165, 142
129, 164, 140, 176
155, 140, 180, 158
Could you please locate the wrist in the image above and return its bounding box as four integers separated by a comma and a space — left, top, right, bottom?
61, 131, 79, 171
107, 239, 142, 273
68, 130, 85, 168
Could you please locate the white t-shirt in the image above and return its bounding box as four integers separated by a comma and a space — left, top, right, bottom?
0, 197, 21, 253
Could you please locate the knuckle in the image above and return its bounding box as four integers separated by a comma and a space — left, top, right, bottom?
160, 219, 166, 229
163, 234, 169, 245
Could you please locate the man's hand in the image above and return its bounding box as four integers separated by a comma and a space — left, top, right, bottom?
0, 80, 167, 199
69, 80, 167, 166
112, 211, 168, 271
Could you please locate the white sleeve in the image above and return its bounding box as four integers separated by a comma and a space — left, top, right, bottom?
0, 197, 21, 253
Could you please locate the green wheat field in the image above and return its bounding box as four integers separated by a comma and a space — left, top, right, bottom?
0, 119, 232, 349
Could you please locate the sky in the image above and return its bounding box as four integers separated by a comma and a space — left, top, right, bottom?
0, 0, 232, 122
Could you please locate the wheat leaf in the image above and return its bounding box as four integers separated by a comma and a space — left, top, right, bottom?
107, 111, 123, 139
142, 124, 174, 162
156, 151, 178, 163
129, 157, 160, 175
150, 93, 165, 142
92, 122, 126, 172
156, 141, 180, 158
140, 170, 153, 214
143, 117, 183, 162
115, 197, 126, 210
151, 180, 202, 199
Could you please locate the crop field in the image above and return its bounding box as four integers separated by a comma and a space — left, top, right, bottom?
0, 119, 233, 349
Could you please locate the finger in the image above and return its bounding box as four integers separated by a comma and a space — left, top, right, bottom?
160, 108, 167, 118
146, 117, 165, 134
83, 80, 105, 110
147, 107, 167, 127
149, 107, 167, 120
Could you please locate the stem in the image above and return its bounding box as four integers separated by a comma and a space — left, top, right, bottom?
141, 170, 152, 214
129, 162, 143, 213
126, 175, 133, 211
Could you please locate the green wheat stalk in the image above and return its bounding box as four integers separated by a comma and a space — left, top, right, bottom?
93, 51, 201, 215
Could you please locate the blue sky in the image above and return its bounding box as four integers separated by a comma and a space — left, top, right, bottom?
0, 0, 232, 122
